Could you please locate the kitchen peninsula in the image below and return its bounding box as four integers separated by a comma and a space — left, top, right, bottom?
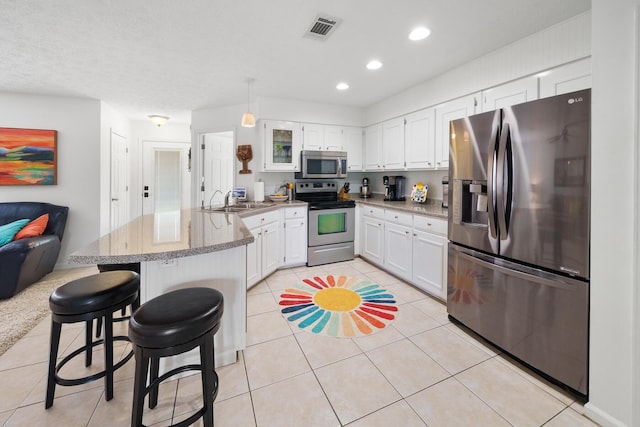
68, 208, 255, 368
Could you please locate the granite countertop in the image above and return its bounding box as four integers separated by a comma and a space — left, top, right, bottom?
68, 208, 255, 264
68, 201, 309, 265
355, 196, 448, 219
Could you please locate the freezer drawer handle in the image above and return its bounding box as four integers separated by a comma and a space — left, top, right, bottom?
454, 248, 580, 291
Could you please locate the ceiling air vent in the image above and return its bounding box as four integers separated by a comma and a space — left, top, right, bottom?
305, 14, 341, 40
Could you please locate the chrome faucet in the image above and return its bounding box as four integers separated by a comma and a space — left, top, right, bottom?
209, 190, 223, 209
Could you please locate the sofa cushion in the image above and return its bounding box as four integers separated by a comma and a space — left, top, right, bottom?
14, 214, 49, 240
0, 219, 29, 246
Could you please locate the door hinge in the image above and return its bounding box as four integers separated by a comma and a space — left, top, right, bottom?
474, 97, 478, 107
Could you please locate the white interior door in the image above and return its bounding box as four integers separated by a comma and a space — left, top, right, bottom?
202, 131, 234, 207
110, 131, 128, 231
142, 141, 191, 216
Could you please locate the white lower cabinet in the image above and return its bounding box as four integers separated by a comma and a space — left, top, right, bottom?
384, 210, 413, 280
411, 215, 447, 300
282, 206, 308, 267
357, 204, 448, 301
360, 206, 385, 265
244, 210, 280, 288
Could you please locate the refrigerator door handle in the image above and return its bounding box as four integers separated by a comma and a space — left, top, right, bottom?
487, 123, 499, 239
496, 123, 510, 239
454, 246, 580, 290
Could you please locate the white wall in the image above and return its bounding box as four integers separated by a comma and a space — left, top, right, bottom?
0, 93, 101, 267
128, 120, 191, 218
586, 2, 640, 426
365, 11, 591, 125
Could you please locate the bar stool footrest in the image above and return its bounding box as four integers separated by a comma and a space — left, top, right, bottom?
54, 335, 133, 387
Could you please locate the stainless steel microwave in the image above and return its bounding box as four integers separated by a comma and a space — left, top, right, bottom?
295, 150, 348, 179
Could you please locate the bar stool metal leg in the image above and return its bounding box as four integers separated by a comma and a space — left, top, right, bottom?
85, 320, 94, 367
201, 333, 215, 427
149, 357, 160, 409
131, 346, 149, 427
45, 320, 62, 409
104, 312, 114, 401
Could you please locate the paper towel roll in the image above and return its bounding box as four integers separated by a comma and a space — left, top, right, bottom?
254, 181, 264, 202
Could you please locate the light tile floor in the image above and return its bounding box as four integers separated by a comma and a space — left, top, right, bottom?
0, 258, 600, 426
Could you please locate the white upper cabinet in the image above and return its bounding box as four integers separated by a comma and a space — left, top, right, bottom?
481, 76, 538, 112
364, 124, 383, 171
405, 108, 436, 170
301, 123, 325, 151
539, 57, 591, 98
302, 124, 345, 151
382, 117, 405, 170
344, 127, 363, 171
263, 120, 302, 172
435, 93, 479, 169
323, 125, 345, 151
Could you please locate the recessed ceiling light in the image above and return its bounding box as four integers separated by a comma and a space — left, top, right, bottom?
336, 82, 349, 90
409, 26, 431, 41
366, 60, 383, 70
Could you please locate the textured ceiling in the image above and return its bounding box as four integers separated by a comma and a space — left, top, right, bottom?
0, 0, 590, 123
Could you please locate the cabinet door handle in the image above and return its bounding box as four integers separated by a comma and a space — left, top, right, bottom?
405, 231, 409, 235
413, 233, 417, 237
427, 223, 432, 226
394, 215, 398, 219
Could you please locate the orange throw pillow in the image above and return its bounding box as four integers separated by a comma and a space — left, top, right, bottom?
13, 213, 49, 240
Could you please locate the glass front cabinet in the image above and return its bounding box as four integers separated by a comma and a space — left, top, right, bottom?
262, 120, 302, 171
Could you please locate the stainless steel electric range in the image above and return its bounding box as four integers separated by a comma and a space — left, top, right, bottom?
295, 181, 355, 266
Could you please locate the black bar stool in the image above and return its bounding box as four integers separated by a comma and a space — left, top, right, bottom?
129, 287, 224, 427
45, 270, 140, 409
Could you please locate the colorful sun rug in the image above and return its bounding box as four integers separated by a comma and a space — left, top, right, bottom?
278, 274, 398, 338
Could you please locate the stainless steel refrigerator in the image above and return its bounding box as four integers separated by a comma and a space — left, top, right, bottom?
447, 89, 590, 398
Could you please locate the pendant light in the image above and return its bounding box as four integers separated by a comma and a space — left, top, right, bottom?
241, 78, 256, 128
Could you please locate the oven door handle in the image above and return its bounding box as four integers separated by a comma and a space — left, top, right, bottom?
308, 205, 355, 211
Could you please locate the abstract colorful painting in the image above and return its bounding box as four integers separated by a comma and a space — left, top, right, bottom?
0, 128, 57, 185
279, 274, 398, 337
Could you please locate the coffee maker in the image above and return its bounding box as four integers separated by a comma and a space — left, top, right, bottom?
383, 176, 407, 201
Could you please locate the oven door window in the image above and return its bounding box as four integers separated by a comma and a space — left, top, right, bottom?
306, 158, 338, 175
317, 211, 346, 235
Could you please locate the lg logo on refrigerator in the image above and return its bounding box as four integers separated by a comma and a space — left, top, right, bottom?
567, 97, 584, 104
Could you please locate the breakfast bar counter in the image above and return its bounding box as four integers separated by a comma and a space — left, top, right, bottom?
68, 208, 255, 368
